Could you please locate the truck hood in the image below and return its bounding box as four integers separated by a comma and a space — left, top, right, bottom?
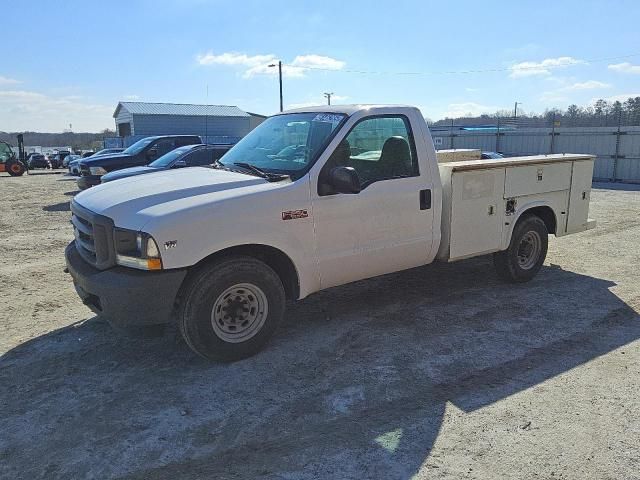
81, 152, 132, 166
101, 165, 160, 183
74, 166, 274, 230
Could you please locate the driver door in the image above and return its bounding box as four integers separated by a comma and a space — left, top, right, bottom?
310, 115, 435, 289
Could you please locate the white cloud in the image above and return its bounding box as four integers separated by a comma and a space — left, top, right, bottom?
540, 80, 612, 104
591, 93, 640, 104
608, 62, 640, 74
0, 90, 113, 132
0, 75, 20, 86
509, 56, 586, 78
196, 51, 345, 78
123, 94, 140, 100
564, 80, 611, 90
196, 51, 276, 67
443, 102, 500, 118
291, 55, 345, 71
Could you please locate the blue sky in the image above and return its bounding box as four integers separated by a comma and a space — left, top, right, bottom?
2, 0, 640, 132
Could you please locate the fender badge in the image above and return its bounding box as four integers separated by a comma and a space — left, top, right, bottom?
282, 209, 308, 221
164, 240, 178, 250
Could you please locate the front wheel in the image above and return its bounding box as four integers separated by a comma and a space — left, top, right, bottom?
178, 256, 286, 362
6, 160, 26, 176
493, 215, 548, 283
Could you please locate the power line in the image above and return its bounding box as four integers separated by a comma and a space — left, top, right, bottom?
279, 52, 640, 76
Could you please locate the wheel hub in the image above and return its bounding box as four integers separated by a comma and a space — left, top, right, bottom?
211, 283, 268, 343
517, 231, 542, 270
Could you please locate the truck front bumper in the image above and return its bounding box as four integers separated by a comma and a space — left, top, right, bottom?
77, 175, 101, 190
65, 242, 187, 327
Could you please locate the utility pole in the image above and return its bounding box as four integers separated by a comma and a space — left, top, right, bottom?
269, 61, 284, 112
323, 92, 333, 105
278, 61, 283, 112
205, 84, 209, 142
514, 101, 521, 119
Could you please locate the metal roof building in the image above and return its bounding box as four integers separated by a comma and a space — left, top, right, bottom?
113, 102, 266, 145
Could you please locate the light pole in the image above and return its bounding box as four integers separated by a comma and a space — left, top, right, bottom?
323, 92, 333, 105
268, 61, 283, 112
514, 101, 522, 119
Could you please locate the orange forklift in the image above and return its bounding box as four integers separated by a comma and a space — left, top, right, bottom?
0, 134, 27, 176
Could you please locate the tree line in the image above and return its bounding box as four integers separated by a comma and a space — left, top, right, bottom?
433, 96, 640, 128
0, 129, 116, 150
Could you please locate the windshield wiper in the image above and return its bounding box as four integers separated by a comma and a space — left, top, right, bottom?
232, 162, 269, 178
232, 162, 289, 182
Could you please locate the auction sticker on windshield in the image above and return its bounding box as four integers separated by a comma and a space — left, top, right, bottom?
313, 113, 344, 123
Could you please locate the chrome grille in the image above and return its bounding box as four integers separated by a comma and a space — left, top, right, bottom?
71, 213, 96, 261
70, 202, 115, 270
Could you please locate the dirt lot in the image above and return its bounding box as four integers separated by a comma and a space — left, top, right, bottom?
1, 172, 639, 479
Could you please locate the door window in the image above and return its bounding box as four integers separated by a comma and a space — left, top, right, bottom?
0, 143, 12, 162
320, 116, 418, 194
184, 149, 213, 166
148, 139, 176, 160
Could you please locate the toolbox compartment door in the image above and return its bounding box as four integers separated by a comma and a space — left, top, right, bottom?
449, 168, 506, 260
504, 162, 572, 198
566, 160, 595, 234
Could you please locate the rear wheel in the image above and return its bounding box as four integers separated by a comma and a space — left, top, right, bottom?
493, 215, 548, 283
178, 256, 286, 362
6, 160, 25, 177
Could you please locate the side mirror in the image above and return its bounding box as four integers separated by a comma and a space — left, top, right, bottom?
329, 166, 361, 194
173, 160, 187, 168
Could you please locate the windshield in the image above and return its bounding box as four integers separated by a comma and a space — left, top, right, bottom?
0, 142, 12, 162
122, 138, 155, 155
219, 112, 346, 176
149, 145, 195, 168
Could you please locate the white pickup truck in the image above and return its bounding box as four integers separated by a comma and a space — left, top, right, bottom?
65, 105, 596, 361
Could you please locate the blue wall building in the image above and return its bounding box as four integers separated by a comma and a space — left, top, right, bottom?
112, 102, 266, 146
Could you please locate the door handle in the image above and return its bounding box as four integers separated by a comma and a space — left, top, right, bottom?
419, 189, 431, 210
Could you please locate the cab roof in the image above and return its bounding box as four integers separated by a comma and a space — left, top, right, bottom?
278, 104, 420, 116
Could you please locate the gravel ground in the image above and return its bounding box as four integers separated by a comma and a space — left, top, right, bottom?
1, 172, 639, 480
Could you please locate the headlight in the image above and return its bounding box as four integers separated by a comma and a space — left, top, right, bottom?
89, 166, 108, 176
114, 229, 162, 271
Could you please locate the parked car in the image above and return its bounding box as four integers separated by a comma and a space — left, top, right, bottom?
77, 135, 201, 189
92, 148, 125, 157
28, 154, 48, 169
68, 159, 81, 176
44, 154, 59, 168
100, 144, 232, 183
82, 151, 96, 158
63, 154, 81, 168
50, 151, 71, 168
481, 151, 504, 159
26, 152, 41, 163
65, 105, 596, 361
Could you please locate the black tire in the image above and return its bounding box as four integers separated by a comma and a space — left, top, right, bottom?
493, 214, 548, 283
6, 160, 25, 177
178, 256, 286, 362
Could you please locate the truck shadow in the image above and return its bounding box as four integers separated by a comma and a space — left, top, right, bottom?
1, 259, 638, 479
42, 201, 70, 212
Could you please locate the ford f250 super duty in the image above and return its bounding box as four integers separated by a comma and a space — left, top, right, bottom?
65, 105, 596, 361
